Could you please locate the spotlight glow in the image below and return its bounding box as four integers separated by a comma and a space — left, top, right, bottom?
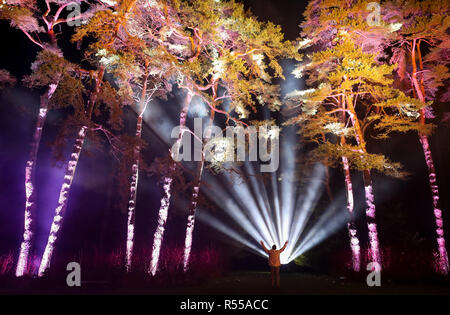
197, 129, 347, 264
140, 100, 348, 266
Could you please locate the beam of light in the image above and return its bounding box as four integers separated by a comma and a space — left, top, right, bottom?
284, 164, 325, 257
138, 96, 347, 267
202, 174, 273, 246
279, 130, 297, 245
198, 211, 267, 258
244, 162, 279, 245
195, 122, 350, 265
198, 162, 327, 264
289, 192, 348, 260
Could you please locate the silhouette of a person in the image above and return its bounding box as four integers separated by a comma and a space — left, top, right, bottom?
260, 240, 288, 287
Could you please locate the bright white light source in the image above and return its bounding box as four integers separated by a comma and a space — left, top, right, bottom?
197, 128, 345, 265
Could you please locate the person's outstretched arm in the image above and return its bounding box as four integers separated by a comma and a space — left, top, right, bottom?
280, 240, 288, 252
260, 240, 269, 254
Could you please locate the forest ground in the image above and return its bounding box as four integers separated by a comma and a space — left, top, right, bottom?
2, 271, 450, 294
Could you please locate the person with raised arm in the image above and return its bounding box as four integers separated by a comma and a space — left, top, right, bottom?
260, 240, 288, 287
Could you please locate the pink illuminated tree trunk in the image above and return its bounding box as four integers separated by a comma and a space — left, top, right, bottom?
125, 63, 150, 272
341, 155, 361, 272
411, 39, 449, 274
346, 94, 382, 270
148, 92, 192, 275
38, 69, 104, 276
362, 169, 381, 270
418, 134, 449, 274
16, 82, 59, 277
340, 102, 361, 272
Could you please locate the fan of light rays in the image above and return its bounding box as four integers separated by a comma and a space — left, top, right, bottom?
197, 128, 348, 264
139, 92, 348, 264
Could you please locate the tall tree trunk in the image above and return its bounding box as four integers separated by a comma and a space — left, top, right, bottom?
182, 111, 215, 272
182, 163, 203, 272
419, 135, 449, 274
125, 63, 150, 272
148, 92, 193, 275
341, 155, 361, 272
38, 69, 104, 276
362, 169, 381, 270
125, 115, 142, 272
16, 82, 59, 277
339, 101, 360, 272
345, 93, 382, 270
38, 125, 88, 276
411, 39, 449, 274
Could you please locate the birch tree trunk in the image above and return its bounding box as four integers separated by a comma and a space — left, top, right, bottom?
16, 82, 59, 277
418, 134, 449, 274
341, 155, 361, 272
362, 169, 381, 270
125, 115, 143, 272
125, 64, 150, 272
38, 125, 88, 276
346, 94, 382, 270
148, 92, 192, 275
182, 162, 203, 272
182, 111, 215, 272
411, 39, 449, 274
38, 69, 104, 276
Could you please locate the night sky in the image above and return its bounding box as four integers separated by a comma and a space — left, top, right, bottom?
0, 0, 449, 271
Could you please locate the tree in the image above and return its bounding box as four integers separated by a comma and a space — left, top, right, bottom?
0, 69, 16, 89
38, 1, 129, 276
383, 0, 450, 274
0, 0, 105, 276
178, 0, 299, 272
76, 0, 181, 271
124, 0, 298, 274
286, 31, 427, 271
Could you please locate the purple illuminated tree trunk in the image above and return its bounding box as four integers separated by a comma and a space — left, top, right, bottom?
16, 82, 59, 277
411, 39, 449, 274
148, 91, 192, 275
38, 69, 104, 276
341, 155, 361, 272
38, 125, 88, 276
15, 19, 61, 277
125, 63, 150, 272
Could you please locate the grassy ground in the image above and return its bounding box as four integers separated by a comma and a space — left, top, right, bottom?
2, 271, 450, 295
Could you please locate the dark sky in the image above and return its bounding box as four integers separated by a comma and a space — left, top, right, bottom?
0, 0, 449, 270
242, 0, 307, 40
